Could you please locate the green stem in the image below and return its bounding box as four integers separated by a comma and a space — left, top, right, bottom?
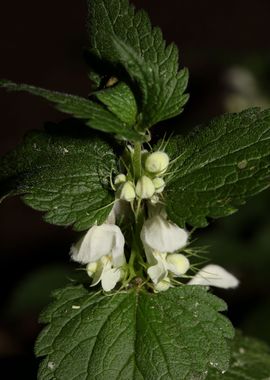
133, 142, 141, 181
126, 244, 137, 282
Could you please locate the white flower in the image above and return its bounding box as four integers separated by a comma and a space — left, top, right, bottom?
71, 223, 125, 265
188, 264, 239, 289
146, 249, 190, 285
135, 175, 155, 199
70, 222, 126, 291
119, 181, 136, 202
140, 215, 188, 253
145, 151, 169, 174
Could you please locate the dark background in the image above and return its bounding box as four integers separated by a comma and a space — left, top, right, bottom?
1, 1, 270, 378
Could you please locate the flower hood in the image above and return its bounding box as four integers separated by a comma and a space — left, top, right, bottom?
140, 215, 188, 253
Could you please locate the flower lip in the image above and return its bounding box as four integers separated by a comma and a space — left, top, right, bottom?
188, 264, 239, 289
89, 257, 123, 292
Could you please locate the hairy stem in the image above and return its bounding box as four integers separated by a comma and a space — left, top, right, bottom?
133, 142, 142, 181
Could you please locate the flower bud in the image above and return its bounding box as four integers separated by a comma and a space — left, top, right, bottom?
119, 181, 136, 202
152, 177, 165, 193
114, 174, 126, 185
145, 151, 169, 174
150, 194, 159, 204
86, 261, 98, 277
166, 254, 190, 276
136, 175, 155, 199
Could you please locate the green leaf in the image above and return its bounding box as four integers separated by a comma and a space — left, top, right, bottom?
0, 129, 117, 231
165, 108, 270, 228
94, 81, 137, 126
88, 0, 189, 129
0, 79, 144, 141
36, 285, 234, 380
207, 332, 270, 379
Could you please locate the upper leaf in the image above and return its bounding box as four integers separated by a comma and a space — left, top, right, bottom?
94, 81, 137, 126
0, 127, 117, 231
207, 332, 270, 379
0, 80, 143, 141
88, 0, 189, 129
165, 108, 270, 228
36, 285, 233, 380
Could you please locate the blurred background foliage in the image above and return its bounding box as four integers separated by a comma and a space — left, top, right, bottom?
0, 0, 270, 378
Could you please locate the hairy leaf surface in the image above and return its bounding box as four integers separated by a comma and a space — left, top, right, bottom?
0, 80, 143, 141
88, 0, 188, 129
0, 130, 116, 230
165, 108, 270, 228
36, 286, 234, 380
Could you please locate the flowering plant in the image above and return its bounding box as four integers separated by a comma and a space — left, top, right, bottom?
1, 0, 270, 378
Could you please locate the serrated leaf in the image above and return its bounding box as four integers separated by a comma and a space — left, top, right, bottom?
0, 80, 144, 141
0, 129, 117, 231
94, 81, 137, 126
207, 332, 270, 379
165, 108, 270, 228
88, 0, 189, 129
35, 285, 234, 380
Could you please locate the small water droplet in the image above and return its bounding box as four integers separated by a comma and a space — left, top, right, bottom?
48, 361, 55, 370
238, 160, 248, 169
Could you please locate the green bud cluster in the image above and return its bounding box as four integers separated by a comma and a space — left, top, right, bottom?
114, 150, 170, 203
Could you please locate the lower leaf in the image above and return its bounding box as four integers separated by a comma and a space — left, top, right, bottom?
207, 332, 270, 379
35, 285, 234, 380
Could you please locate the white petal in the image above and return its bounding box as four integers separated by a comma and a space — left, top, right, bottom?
105, 203, 117, 224
147, 252, 167, 284
140, 215, 188, 253
154, 277, 171, 292
86, 262, 98, 277
111, 230, 126, 267
188, 264, 239, 289
71, 224, 125, 264
166, 254, 190, 276
144, 245, 157, 266
101, 267, 122, 291
90, 259, 105, 286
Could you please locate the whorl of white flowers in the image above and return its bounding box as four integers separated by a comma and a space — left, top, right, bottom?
70, 147, 239, 292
